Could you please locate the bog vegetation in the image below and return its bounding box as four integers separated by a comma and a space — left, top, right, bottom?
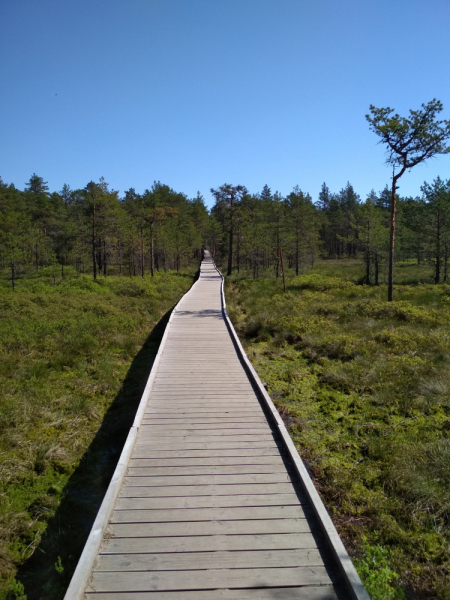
1, 171, 450, 598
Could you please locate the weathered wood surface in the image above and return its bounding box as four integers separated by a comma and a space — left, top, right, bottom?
68, 254, 361, 600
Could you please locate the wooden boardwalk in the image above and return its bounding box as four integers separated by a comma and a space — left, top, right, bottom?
66, 254, 368, 600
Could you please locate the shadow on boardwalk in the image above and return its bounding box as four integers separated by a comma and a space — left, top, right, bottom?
16, 307, 174, 600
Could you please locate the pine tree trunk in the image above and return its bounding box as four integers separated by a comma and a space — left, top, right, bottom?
388, 168, 406, 301
150, 227, 154, 277
375, 252, 379, 286
276, 231, 280, 278
435, 215, 441, 284
141, 228, 145, 279
227, 220, 233, 276
279, 246, 286, 293
237, 226, 240, 274
444, 244, 448, 282
92, 205, 97, 280
388, 177, 398, 301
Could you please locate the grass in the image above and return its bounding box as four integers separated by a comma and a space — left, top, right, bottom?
225, 258, 450, 599
0, 267, 195, 599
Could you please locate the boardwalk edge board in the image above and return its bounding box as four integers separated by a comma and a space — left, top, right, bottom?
214, 261, 370, 600
64, 272, 201, 600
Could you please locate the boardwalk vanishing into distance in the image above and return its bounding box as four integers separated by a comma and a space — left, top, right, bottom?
65, 253, 368, 600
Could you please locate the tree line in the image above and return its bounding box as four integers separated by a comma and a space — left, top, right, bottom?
0, 175, 210, 289
210, 178, 450, 286
1, 173, 450, 290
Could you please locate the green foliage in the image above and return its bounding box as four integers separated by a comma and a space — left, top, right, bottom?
355, 537, 404, 600
54, 557, 64, 575
7, 580, 26, 600
226, 260, 450, 597
366, 100, 450, 172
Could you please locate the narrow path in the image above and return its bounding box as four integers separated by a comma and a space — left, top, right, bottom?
67, 254, 366, 599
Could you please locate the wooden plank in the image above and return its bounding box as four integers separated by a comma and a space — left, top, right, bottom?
88, 566, 335, 592
145, 405, 261, 410
144, 407, 261, 412
131, 447, 282, 459
111, 505, 306, 523
150, 386, 255, 391
145, 403, 260, 408
136, 434, 278, 444
146, 397, 260, 402
160, 354, 239, 357
128, 456, 286, 467
128, 456, 287, 468
138, 424, 272, 433
154, 375, 250, 380
154, 380, 251, 385
144, 410, 263, 416
126, 464, 288, 476
109, 519, 314, 538
86, 586, 339, 599
115, 493, 302, 510
101, 532, 320, 554
134, 441, 279, 451
119, 483, 297, 498
147, 392, 259, 397
123, 473, 292, 486
156, 369, 247, 373
148, 392, 258, 396
141, 417, 267, 424
143, 413, 263, 419
145, 407, 262, 412
149, 393, 256, 398
141, 420, 270, 428
95, 548, 327, 572
151, 384, 255, 388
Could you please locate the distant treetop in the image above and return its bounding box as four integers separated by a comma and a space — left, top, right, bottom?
25, 173, 49, 195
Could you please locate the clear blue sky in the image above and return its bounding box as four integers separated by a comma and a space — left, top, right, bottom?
1, 0, 449, 207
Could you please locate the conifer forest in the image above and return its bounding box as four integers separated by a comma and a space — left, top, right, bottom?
2, 174, 450, 286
